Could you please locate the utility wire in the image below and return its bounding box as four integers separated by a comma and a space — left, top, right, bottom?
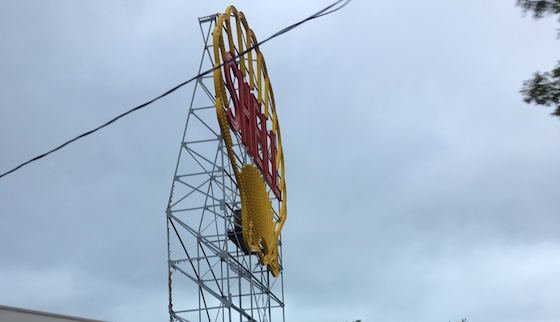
0, 0, 351, 179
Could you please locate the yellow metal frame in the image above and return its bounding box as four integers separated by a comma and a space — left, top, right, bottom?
212, 6, 286, 277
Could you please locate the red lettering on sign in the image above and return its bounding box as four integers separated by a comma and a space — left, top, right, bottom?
224, 53, 240, 132
223, 51, 281, 201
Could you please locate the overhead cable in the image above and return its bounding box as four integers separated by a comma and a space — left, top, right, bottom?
0, 0, 351, 179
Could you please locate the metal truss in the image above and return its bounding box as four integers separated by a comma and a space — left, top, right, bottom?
165, 14, 285, 322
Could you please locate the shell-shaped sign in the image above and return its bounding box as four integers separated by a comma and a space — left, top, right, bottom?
213, 6, 286, 277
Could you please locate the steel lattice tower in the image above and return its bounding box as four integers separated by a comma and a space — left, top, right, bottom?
165, 14, 285, 322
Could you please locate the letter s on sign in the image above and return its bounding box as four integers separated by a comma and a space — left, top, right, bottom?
224, 51, 241, 132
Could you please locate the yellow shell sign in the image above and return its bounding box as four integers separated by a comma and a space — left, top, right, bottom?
213, 6, 286, 277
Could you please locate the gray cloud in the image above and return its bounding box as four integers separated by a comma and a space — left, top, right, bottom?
1, 1, 559, 322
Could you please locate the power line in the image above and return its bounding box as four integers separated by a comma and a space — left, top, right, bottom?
0, 0, 351, 179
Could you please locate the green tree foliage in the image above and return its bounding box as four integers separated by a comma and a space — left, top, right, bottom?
520, 63, 560, 116
516, 0, 560, 118
517, 0, 560, 18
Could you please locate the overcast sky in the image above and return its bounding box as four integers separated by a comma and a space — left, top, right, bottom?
1, 1, 559, 321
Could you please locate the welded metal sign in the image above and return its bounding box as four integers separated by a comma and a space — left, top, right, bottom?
213, 6, 286, 277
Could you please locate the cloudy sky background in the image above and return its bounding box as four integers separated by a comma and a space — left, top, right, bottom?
1, 0, 559, 321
